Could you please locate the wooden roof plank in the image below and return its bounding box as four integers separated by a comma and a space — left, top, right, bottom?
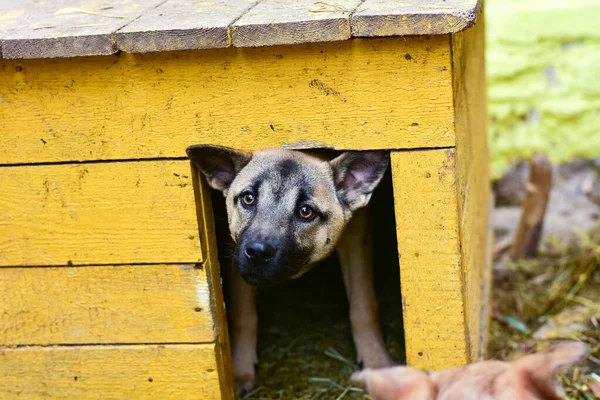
231, 0, 363, 48
0, 0, 166, 59
351, 0, 482, 37
0, 1, 39, 55
0, 2, 32, 40
116, 0, 257, 53
0, 0, 485, 59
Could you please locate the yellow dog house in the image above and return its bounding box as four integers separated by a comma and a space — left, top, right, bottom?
0, 0, 489, 398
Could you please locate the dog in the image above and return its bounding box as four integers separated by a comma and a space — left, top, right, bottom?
187, 145, 393, 396
351, 341, 590, 400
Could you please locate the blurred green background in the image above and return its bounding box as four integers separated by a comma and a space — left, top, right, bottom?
487, 0, 600, 177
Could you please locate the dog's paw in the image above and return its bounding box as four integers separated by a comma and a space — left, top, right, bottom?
231, 340, 257, 398
235, 373, 255, 398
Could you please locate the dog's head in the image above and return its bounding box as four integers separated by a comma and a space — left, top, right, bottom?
187, 145, 388, 287
351, 341, 590, 400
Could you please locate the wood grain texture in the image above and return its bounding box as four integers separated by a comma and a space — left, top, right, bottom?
0, 0, 166, 59
116, 0, 256, 53
451, 15, 490, 360
0, 344, 221, 399
0, 264, 215, 345
0, 36, 454, 164
352, 0, 482, 37
193, 171, 235, 400
0, 161, 202, 266
231, 0, 362, 47
0, 2, 31, 55
1, 0, 483, 58
391, 149, 469, 370
481, 195, 494, 358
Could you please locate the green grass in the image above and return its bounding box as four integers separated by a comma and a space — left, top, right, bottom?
490, 230, 600, 400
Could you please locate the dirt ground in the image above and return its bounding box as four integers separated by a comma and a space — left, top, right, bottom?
233, 160, 600, 399
491, 159, 600, 400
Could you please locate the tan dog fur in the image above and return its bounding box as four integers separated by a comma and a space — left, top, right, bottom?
352, 341, 590, 400
187, 145, 393, 397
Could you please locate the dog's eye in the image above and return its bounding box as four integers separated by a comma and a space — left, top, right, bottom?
241, 192, 256, 207
297, 205, 315, 221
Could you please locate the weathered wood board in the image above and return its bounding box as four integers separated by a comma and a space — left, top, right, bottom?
193, 172, 236, 399
0, 36, 454, 164
0, 0, 489, 392
116, 0, 256, 53
451, 16, 490, 360
231, 0, 362, 47
0, 264, 215, 345
1, 0, 166, 59
0, 0, 482, 57
352, 0, 481, 37
0, 344, 222, 399
390, 18, 489, 368
391, 148, 469, 370
0, 161, 202, 266
0, 2, 31, 53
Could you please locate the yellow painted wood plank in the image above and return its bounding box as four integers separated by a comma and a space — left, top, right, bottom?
0, 36, 454, 164
0, 344, 221, 399
0, 264, 215, 345
193, 169, 235, 400
0, 161, 202, 266
451, 13, 490, 360
391, 149, 469, 370
205, 259, 235, 400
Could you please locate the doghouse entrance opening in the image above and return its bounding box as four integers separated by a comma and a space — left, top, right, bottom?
211, 166, 405, 398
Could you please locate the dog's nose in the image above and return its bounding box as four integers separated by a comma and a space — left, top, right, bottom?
244, 241, 276, 264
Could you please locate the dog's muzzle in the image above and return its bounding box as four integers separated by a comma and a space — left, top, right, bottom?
235, 239, 280, 287
243, 241, 277, 265
234, 236, 308, 287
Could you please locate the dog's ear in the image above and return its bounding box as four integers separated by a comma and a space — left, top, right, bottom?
330, 151, 389, 211
186, 145, 252, 192
351, 367, 436, 400
506, 341, 589, 398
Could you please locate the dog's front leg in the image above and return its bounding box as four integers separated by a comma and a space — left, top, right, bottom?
227, 269, 258, 397
337, 206, 393, 369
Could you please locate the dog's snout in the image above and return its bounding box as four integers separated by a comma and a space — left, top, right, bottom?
244, 241, 277, 264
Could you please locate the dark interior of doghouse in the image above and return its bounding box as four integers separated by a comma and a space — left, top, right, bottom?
210, 162, 405, 398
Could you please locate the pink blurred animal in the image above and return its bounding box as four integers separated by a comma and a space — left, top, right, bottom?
351, 341, 589, 400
